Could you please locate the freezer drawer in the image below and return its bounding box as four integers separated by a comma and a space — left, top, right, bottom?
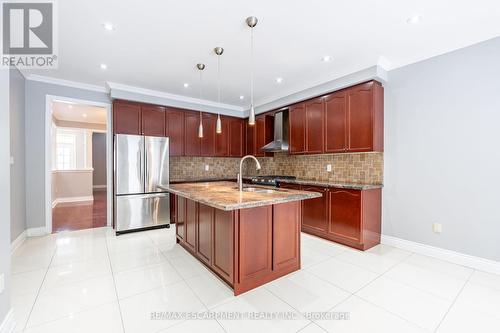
115, 193, 170, 232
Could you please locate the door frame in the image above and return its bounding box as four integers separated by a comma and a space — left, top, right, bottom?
45, 95, 113, 233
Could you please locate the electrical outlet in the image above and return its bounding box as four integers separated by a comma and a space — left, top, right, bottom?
204, 164, 209, 171
0, 273, 5, 294
326, 164, 332, 172
433, 223, 442, 234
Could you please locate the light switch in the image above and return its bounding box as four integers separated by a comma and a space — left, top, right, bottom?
326, 164, 332, 172
433, 223, 442, 234
204, 164, 210, 171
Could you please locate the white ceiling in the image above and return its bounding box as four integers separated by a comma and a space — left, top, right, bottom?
52, 101, 107, 124
25, 0, 500, 108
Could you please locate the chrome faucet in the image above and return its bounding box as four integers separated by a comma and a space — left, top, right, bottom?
237, 155, 261, 191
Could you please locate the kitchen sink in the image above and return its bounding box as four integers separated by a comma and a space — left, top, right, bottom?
239, 187, 278, 194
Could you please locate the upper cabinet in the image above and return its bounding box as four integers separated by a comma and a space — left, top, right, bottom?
113, 101, 142, 135
229, 118, 245, 157
184, 111, 202, 156
215, 116, 230, 157
324, 90, 347, 153
255, 115, 274, 157
246, 122, 256, 156
141, 105, 165, 137
165, 107, 185, 156
289, 103, 306, 154
305, 98, 324, 154
200, 113, 216, 156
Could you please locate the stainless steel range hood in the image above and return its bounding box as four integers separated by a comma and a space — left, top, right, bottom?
261, 110, 289, 152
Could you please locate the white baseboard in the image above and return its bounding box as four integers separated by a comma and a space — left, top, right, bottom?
52, 195, 94, 207
0, 309, 15, 333
10, 230, 27, 254
93, 185, 107, 189
381, 235, 500, 275
26, 227, 49, 237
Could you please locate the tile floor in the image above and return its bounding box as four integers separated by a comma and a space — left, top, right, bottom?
10, 226, 500, 333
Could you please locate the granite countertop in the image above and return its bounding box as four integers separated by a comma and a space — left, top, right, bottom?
275, 178, 383, 190
160, 181, 321, 211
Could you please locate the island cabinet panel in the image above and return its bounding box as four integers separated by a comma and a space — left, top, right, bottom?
302, 186, 328, 233
215, 116, 230, 157
165, 108, 185, 156
212, 209, 234, 283
305, 98, 324, 154
175, 196, 186, 241
289, 103, 306, 154
237, 206, 273, 283
185, 199, 197, 252
197, 204, 214, 265
141, 105, 165, 137
184, 111, 202, 156
113, 101, 142, 135
229, 118, 245, 157
272, 201, 301, 271
324, 90, 348, 153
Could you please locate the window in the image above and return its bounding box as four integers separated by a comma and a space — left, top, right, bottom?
56, 132, 77, 170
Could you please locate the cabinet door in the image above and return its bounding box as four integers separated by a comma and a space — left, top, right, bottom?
305, 98, 324, 153
185, 199, 197, 252
324, 91, 347, 153
328, 189, 361, 242
215, 116, 230, 157
302, 186, 328, 233
255, 115, 273, 157
347, 82, 373, 152
229, 118, 245, 157
278, 182, 301, 190
200, 113, 216, 156
289, 103, 306, 154
212, 209, 234, 283
113, 101, 141, 135
246, 122, 256, 155
197, 204, 213, 265
141, 105, 165, 136
184, 111, 201, 156
175, 196, 186, 241
165, 108, 185, 156
273, 201, 300, 271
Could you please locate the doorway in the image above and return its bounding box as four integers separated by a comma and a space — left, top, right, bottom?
46, 96, 112, 233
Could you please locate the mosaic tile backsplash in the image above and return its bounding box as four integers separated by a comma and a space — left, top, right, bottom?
170, 152, 383, 184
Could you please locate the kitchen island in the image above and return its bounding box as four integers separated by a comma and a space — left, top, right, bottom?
161, 181, 320, 295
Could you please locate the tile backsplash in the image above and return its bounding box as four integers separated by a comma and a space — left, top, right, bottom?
170, 152, 383, 184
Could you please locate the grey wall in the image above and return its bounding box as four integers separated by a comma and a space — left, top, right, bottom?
383, 37, 500, 261
0, 69, 12, 326
92, 132, 107, 187
9, 68, 26, 242
25, 80, 110, 230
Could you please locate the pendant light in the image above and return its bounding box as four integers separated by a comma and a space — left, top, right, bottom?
196, 63, 205, 138
246, 16, 258, 126
214, 47, 224, 134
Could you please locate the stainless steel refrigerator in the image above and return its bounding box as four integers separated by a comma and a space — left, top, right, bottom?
114, 134, 170, 234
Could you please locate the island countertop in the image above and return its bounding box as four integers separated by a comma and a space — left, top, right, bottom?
160, 181, 321, 211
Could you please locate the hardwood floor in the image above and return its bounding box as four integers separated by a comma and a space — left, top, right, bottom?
52, 190, 107, 233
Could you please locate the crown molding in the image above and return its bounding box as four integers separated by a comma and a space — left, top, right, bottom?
25, 74, 108, 93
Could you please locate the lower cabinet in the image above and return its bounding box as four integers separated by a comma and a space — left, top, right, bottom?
175, 196, 186, 241
279, 182, 381, 250
197, 203, 214, 265
185, 199, 197, 252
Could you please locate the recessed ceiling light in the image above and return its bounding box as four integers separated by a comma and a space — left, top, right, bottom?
406, 15, 422, 24
82, 113, 88, 118
239, 95, 244, 100
102, 22, 115, 31
100, 63, 107, 70
68, 104, 73, 109
275, 77, 283, 84
183, 83, 189, 88
321, 55, 332, 62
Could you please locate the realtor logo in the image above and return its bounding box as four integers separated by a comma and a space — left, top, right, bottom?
1, 1, 58, 68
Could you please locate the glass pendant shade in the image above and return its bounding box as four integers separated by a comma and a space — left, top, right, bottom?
198, 117, 204, 138
248, 105, 256, 125
216, 114, 222, 133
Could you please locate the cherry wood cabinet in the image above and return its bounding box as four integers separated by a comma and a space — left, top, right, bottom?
175, 196, 186, 241
324, 90, 347, 153
141, 105, 165, 137
184, 111, 202, 156
255, 115, 274, 157
212, 209, 234, 282
197, 203, 214, 265
301, 185, 328, 233
289, 103, 306, 154
305, 98, 324, 153
200, 113, 216, 156
272, 202, 301, 271
215, 116, 230, 157
165, 108, 185, 156
113, 101, 142, 135
185, 199, 197, 252
229, 118, 245, 157
246, 122, 256, 156
328, 189, 361, 242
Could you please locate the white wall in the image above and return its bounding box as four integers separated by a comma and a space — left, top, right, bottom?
52, 170, 93, 202
383, 37, 500, 262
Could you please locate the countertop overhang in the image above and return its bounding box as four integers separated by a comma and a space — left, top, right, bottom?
160, 181, 321, 211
